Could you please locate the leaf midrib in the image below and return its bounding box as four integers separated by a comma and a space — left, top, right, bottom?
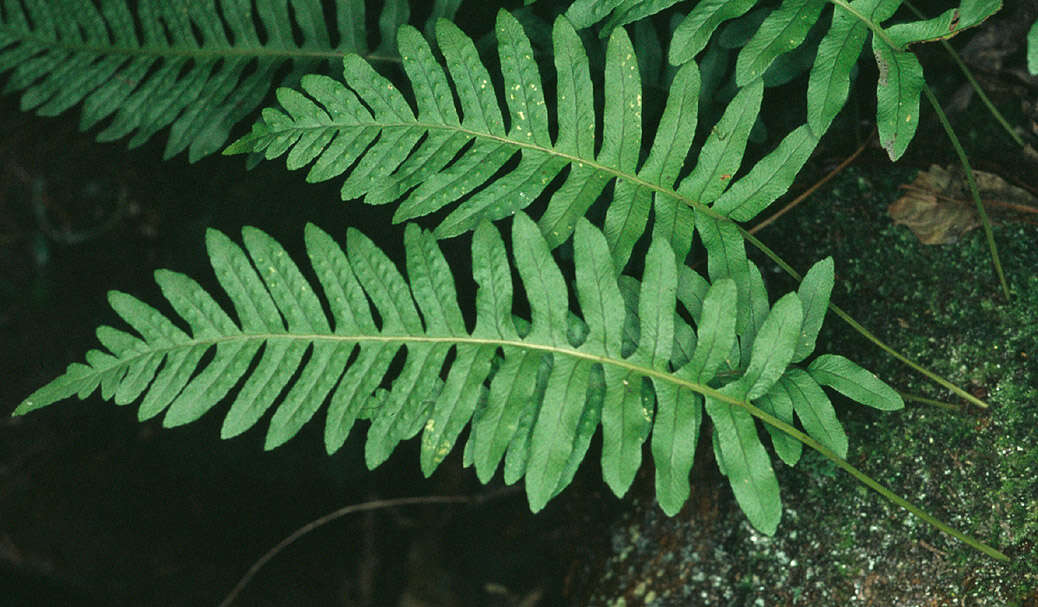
269, 117, 719, 219
79, 328, 761, 411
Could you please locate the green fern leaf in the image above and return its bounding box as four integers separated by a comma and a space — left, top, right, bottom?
694, 211, 753, 343
734, 0, 828, 86
808, 354, 905, 411
779, 367, 848, 457
884, 0, 1001, 47
602, 1, 684, 34
669, 0, 758, 65
706, 386, 782, 534
679, 78, 763, 206
806, 3, 873, 136
871, 38, 923, 161
675, 266, 711, 325
712, 124, 819, 222
646, 72, 700, 260
730, 291, 803, 401
564, 0, 688, 37
565, 0, 629, 29
680, 278, 737, 384
740, 261, 771, 365
792, 256, 834, 363
754, 386, 802, 466
17, 212, 875, 531
649, 278, 736, 513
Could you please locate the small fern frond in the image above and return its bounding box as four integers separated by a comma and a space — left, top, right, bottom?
0, 0, 441, 161
16, 211, 904, 533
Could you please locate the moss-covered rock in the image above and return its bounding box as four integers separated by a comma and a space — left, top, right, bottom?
574, 165, 1037, 606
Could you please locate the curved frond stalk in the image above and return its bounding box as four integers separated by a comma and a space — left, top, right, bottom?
0, 0, 447, 161
920, 83, 1010, 300
14, 213, 1007, 559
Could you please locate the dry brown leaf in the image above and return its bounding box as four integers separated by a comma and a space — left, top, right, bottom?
888, 164, 1038, 244
889, 165, 981, 244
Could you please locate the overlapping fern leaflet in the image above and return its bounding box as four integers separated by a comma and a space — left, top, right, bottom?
0, 0, 436, 161
15, 212, 903, 533
228, 9, 817, 269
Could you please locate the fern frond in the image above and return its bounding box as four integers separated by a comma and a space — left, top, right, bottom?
16, 212, 899, 533
229, 9, 817, 269
233, 2, 1000, 265
0, 0, 442, 161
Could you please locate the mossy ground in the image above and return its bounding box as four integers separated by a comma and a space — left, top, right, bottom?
739, 162, 1038, 606
584, 162, 1038, 606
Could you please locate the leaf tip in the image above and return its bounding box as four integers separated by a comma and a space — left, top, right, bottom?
12, 399, 38, 416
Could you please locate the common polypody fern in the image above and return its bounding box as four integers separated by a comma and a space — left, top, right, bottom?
16, 212, 901, 533
5, 0, 1008, 558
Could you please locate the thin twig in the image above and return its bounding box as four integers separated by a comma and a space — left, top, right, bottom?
918, 539, 949, 558
218, 495, 473, 607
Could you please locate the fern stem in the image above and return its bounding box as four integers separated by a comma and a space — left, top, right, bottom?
900, 391, 964, 412
219, 495, 473, 607
921, 83, 1011, 300
732, 398, 1009, 561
